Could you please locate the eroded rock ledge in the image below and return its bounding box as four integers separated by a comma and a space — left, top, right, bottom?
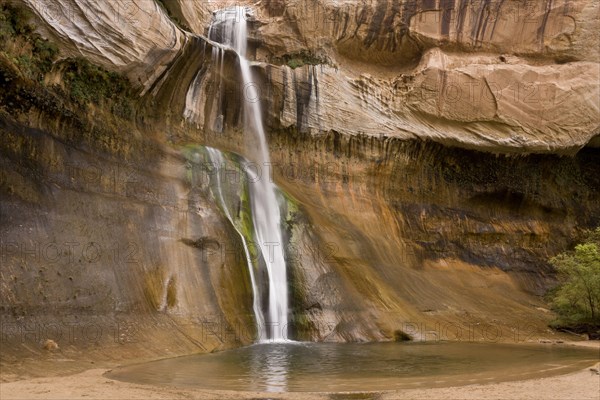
20, 0, 600, 154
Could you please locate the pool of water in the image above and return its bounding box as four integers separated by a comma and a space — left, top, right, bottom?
106, 342, 599, 392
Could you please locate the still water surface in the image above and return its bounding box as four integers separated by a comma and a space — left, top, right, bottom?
106, 342, 598, 392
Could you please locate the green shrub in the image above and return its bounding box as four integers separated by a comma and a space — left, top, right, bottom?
287, 58, 304, 69
0, 4, 33, 37
61, 58, 135, 118
111, 98, 134, 119
548, 228, 600, 323
33, 37, 58, 71
0, 3, 136, 122
0, 9, 16, 42
0, 4, 58, 80
274, 51, 326, 69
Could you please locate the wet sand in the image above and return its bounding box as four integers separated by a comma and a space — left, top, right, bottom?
1, 342, 598, 400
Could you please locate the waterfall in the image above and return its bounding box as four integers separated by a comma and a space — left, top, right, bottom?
200, 7, 289, 342
204, 147, 266, 340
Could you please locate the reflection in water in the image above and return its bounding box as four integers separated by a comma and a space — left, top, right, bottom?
250, 344, 290, 392
107, 342, 599, 392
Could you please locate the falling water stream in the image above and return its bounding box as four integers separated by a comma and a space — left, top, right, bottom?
191, 7, 289, 342
204, 147, 266, 338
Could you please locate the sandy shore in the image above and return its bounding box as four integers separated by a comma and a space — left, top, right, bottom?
1, 342, 598, 400
1, 365, 599, 400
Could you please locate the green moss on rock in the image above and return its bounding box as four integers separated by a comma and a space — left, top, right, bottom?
271, 51, 327, 69
61, 58, 135, 119
0, 3, 58, 81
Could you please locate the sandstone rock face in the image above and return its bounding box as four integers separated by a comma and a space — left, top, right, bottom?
22, 0, 185, 93
23, 0, 600, 152
0, 38, 255, 361
2, 0, 599, 352
267, 133, 600, 341
164, 0, 213, 34
249, 51, 598, 153
0, 115, 256, 352
186, 0, 600, 153
265, 0, 600, 63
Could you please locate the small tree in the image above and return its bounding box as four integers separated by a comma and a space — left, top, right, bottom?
549, 228, 600, 323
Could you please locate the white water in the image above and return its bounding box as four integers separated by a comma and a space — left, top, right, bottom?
204, 148, 266, 339
205, 7, 289, 342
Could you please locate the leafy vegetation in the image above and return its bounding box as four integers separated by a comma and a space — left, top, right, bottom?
547, 228, 600, 334
286, 58, 305, 69
0, 4, 58, 81
0, 3, 136, 120
272, 51, 326, 70
61, 58, 135, 119
0, 4, 135, 119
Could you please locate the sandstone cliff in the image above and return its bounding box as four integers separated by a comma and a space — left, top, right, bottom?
1, 0, 599, 370
21, 0, 600, 152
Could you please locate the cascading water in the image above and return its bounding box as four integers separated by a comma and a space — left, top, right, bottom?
204, 147, 266, 339
199, 7, 289, 342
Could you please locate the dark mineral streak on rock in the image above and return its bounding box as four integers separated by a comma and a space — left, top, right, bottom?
440, 0, 455, 37
538, 0, 554, 48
